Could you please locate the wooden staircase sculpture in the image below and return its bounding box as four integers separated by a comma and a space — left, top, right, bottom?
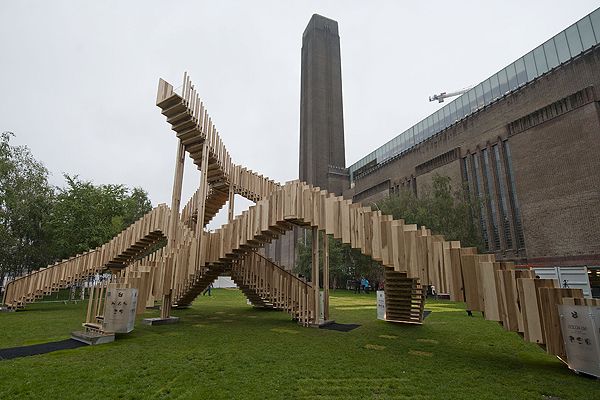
3, 73, 595, 362
2, 204, 174, 309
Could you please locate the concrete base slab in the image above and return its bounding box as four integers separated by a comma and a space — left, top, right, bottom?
71, 331, 115, 345
0, 307, 16, 313
142, 316, 180, 326
310, 319, 335, 328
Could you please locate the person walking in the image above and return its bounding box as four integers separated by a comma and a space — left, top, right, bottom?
203, 283, 213, 296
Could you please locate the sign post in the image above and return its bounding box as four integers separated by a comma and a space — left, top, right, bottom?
559, 304, 600, 377
377, 291, 386, 320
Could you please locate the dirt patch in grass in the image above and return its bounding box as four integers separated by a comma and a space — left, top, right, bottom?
379, 335, 398, 340
417, 338, 439, 344
409, 350, 433, 357
365, 344, 386, 350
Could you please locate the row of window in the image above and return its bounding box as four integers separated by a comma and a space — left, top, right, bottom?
462, 141, 524, 254
350, 8, 600, 182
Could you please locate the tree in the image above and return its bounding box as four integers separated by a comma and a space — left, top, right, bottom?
293, 175, 482, 290
294, 232, 383, 289
47, 175, 152, 260
376, 174, 483, 250
0, 132, 54, 286
0, 131, 154, 297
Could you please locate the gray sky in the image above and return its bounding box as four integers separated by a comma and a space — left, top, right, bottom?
1, 0, 598, 230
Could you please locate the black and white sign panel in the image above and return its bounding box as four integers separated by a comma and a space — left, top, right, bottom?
559, 304, 600, 378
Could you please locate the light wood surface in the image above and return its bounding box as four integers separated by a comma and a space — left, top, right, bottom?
3, 73, 589, 354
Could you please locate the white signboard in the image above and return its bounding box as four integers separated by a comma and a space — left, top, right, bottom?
559, 304, 600, 378
319, 291, 325, 323
103, 287, 138, 334
377, 291, 386, 320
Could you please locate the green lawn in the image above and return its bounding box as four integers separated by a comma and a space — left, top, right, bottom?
0, 289, 598, 399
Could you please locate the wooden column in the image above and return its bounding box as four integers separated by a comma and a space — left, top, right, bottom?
323, 232, 330, 321
196, 141, 210, 237
228, 182, 235, 223
312, 227, 320, 324
194, 140, 210, 271
161, 140, 185, 319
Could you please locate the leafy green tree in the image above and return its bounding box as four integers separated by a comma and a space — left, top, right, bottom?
0, 131, 154, 297
377, 174, 483, 250
48, 175, 152, 260
294, 233, 383, 289
293, 175, 481, 289
0, 132, 54, 285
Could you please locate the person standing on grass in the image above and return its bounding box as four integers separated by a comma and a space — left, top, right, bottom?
203, 283, 213, 296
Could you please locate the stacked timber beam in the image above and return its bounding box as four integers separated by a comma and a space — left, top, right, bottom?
156, 76, 280, 229
384, 269, 426, 324
230, 252, 315, 326
2, 205, 174, 309
170, 181, 444, 325
6, 71, 594, 358
460, 255, 593, 360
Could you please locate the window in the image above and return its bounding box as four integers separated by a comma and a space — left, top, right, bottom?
433, 110, 441, 133
475, 84, 484, 108
543, 38, 559, 69
472, 153, 490, 250
533, 45, 548, 75
506, 63, 518, 92
482, 148, 500, 250
426, 115, 434, 138
490, 73, 501, 100
454, 96, 463, 121
416, 121, 424, 143
498, 68, 509, 95
565, 24, 583, 56
407, 127, 415, 147
457, 95, 467, 119
591, 8, 600, 42
493, 145, 512, 249
482, 78, 492, 103
577, 16, 596, 49
503, 141, 525, 249
443, 105, 450, 129
514, 57, 527, 85
467, 89, 477, 113
524, 52, 537, 81
554, 31, 571, 63
462, 157, 470, 192
449, 100, 457, 123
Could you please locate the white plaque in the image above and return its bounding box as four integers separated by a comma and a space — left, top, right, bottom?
559, 304, 600, 377
319, 291, 325, 323
377, 291, 386, 320
103, 287, 138, 334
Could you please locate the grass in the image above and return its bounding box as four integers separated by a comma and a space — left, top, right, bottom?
0, 289, 598, 399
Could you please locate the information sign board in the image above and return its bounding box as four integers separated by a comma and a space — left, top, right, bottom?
377, 291, 386, 320
559, 304, 600, 377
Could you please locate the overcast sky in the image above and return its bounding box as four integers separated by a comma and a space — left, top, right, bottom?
1, 0, 598, 230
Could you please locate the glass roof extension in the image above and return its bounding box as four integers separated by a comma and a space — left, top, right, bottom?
348, 7, 600, 183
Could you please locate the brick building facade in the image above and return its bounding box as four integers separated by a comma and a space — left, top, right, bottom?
265, 9, 600, 281
345, 9, 600, 268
